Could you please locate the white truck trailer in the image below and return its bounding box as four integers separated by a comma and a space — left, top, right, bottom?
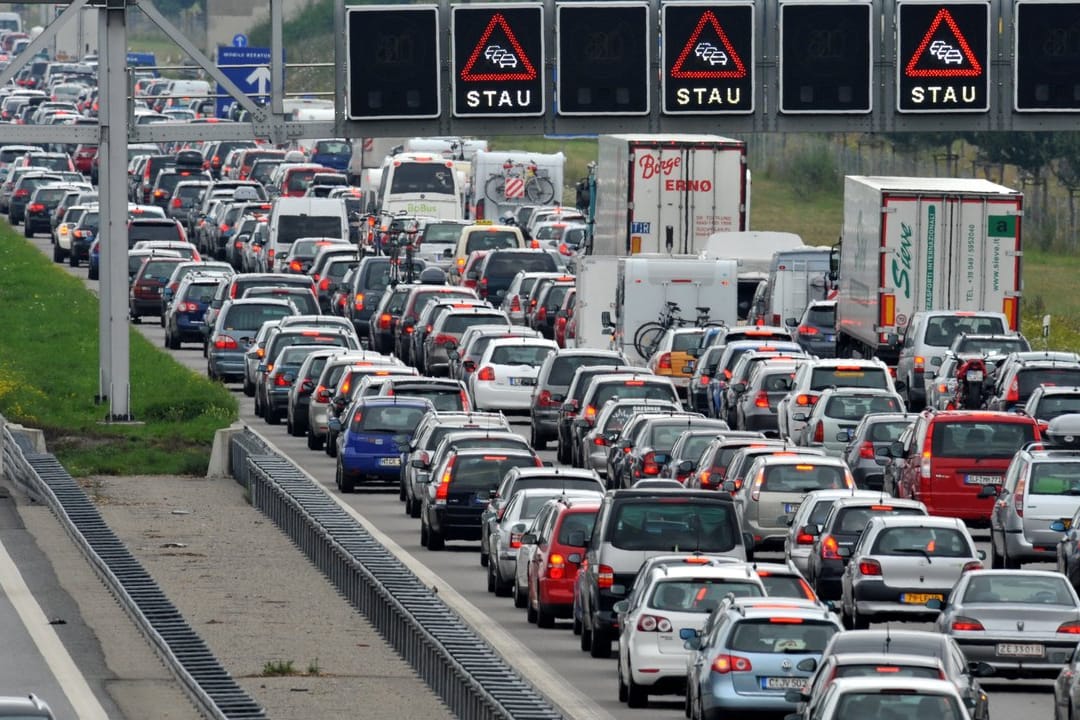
836, 176, 1023, 364
591, 134, 749, 256
468, 149, 566, 221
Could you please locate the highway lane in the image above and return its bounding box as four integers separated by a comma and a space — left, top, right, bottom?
38, 233, 1057, 719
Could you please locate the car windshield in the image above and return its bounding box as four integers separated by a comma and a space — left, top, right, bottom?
925, 315, 1006, 346
871, 527, 971, 557
450, 455, 537, 492
835, 506, 924, 534
608, 500, 738, 553
350, 404, 429, 434
489, 344, 554, 367
1028, 462, 1080, 496
728, 619, 837, 653
961, 574, 1074, 604
824, 395, 902, 420
761, 464, 846, 492
868, 421, 913, 442
758, 574, 812, 599
594, 382, 677, 407
649, 579, 763, 613
810, 367, 889, 391
465, 231, 519, 253
931, 421, 1035, 459
836, 692, 963, 719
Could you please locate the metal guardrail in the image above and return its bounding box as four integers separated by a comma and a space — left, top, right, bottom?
231, 430, 565, 720
0, 422, 266, 720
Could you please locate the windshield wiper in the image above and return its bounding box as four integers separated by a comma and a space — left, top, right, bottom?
893, 547, 932, 564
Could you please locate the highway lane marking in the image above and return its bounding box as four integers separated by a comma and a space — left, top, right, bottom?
0, 538, 110, 720
247, 425, 617, 720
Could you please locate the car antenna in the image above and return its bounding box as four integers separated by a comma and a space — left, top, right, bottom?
884, 623, 892, 653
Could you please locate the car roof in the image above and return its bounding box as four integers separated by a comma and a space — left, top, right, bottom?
354, 396, 434, 408
828, 496, 925, 511
802, 489, 881, 503
727, 597, 830, 617
507, 467, 600, 480
647, 561, 758, 581
753, 452, 839, 467
925, 410, 1037, 423
827, 652, 943, 667
868, 514, 965, 530
823, 676, 960, 695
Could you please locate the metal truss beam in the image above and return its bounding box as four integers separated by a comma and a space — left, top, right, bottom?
0, 0, 87, 87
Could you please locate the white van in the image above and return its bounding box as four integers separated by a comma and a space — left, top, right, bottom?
267, 197, 349, 273
765, 247, 832, 327
0, 13, 22, 34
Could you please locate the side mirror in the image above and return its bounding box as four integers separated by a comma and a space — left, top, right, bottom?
489, 489, 499, 499
894, 379, 907, 393
792, 411, 808, 421
466, 270, 479, 280
300, 379, 315, 393
600, 310, 612, 328
521, 533, 537, 545
678, 627, 700, 641
784, 317, 798, 327
1051, 520, 1069, 532
925, 598, 943, 610
931, 356, 943, 367
410, 458, 428, 469
677, 460, 695, 474
977, 549, 986, 561
561, 400, 578, 412
327, 417, 342, 433
969, 661, 995, 678
613, 600, 629, 614
796, 658, 818, 673
573, 418, 590, 429
837, 546, 852, 558
784, 689, 809, 703
444, 340, 457, 351
723, 480, 736, 493
889, 441, 905, 458
448, 350, 460, 360
511, 522, 527, 532
803, 524, 821, 537
567, 552, 582, 563
977, 485, 999, 498
256, 363, 266, 373
567, 530, 586, 547
731, 381, 747, 394
442, 248, 453, 257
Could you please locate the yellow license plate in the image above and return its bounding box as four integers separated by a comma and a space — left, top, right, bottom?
901, 593, 943, 605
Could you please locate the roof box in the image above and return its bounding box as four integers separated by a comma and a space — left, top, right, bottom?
1045, 414, 1080, 448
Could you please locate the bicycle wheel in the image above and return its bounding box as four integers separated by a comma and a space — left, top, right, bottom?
634, 323, 666, 359
485, 175, 506, 202
526, 176, 556, 204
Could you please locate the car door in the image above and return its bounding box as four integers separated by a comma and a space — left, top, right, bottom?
896, 417, 926, 500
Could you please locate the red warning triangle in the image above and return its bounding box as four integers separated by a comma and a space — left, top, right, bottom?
670, 10, 747, 80
905, 8, 982, 78
460, 13, 538, 82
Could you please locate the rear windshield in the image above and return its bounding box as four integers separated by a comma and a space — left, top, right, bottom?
648, 579, 763, 613
350, 404, 429, 433
33, 186, 68, 203
678, 434, 716, 462
834, 505, 925, 534
805, 305, 836, 326
511, 477, 602, 497
810, 367, 889, 391
805, 499, 838, 526
956, 336, 1029, 355
871, 526, 971, 557
759, 574, 813, 599
868, 420, 913, 442
292, 239, 341, 258
961, 573, 1073, 604
277, 346, 321, 366
593, 381, 678, 407
647, 422, 698, 452
245, 289, 318, 315
761, 464, 846, 492
823, 394, 902, 420
930, 421, 1035, 459
1036, 394, 1080, 419
486, 253, 557, 277
465, 231, 520, 253
489, 344, 554, 366
234, 278, 313, 296
761, 372, 796, 393
540, 284, 572, 308
450, 455, 537, 492
277, 215, 343, 244
220, 304, 293, 330
1028, 462, 1080, 496
548, 355, 622, 386
410, 290, 474, 316
673, 332, 705, 352
422, 223, 465, 244
925, 315, 1005, 346
558, 510, 598, 545
608, 500, 739, 553
444, 314, 507, 334
1018, 368, 1080, 399
391, 387, 464, 412
728, 619, 837, 654
838, 693, 962, 719
600, 404, 674, 434
131, 224, 182, 241
180, 283, 219, 303
386, 289, 411, 314
139, 260, 181, 280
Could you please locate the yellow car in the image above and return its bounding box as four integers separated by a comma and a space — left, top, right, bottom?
647, 327, 708, 394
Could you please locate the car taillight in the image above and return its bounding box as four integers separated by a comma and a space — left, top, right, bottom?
795, 394, 817, 406
962, 561, 983, 573
547, 553, 566, 580
434, 333, 455, 346
813, 422, 824, 443
181, 302, 199, 312
697, 470, 712, 488
858, 559, 882, 576
477, 366, 495, 381
753, 391, 770, 409
353, 293, 364, 310
1006, 377, 1019, 403
1058, 622, 1080, 634
379, 313, 391, 330
510, 295, 521, 312
594, 435, 607, 446
750, 470, 764, 501
435, 456, 456, 501
952, 617, 985, 632
920, 450, 931, 480
13, 188, 29, 198
597, 564, 614, 589
171, 197, 183, 208
289, 260, 302, 272
154, 189, 166, 198
914, 356, 925, 373
1014, 476, 1026, 517
798, 325, 818, 335
537, 306, 547, 322
642, 452, 660, 476
657, 353, 671, 370
273, 373, 291, 387
636, 614, 672, 632
537, 390, 558, 407
28, 202, 44, 213
213, 335, 238, 350
584, 405, 596, 420
319, 276, 331, 292
796, 528, 815, 545
859, 441, 875, 459
509, 531, 523, 549
821, 534, 841, 559
711, 655, 753, 674
314, 385, 330, 403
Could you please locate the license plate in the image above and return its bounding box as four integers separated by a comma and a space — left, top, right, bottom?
474, 494, 490, 505
379, 457, 401, 467
685, 361, 696, 372
784, 503, 801, 513
967, 370, 984, 382
511, 377, 536, 386
762, 677, 807, 690
825, 334, 835, 342
901, 593, 944, 605
965, 475, 1002, 486
997, 643, 1044, 657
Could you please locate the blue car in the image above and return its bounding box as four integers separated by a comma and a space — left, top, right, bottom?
165, 276, 227, 349
310, 139, 352, 173
683, 597, 841, 719
87, 238, 100, 280
333, 397, 434, 492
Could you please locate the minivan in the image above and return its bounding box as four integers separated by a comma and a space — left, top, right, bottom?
267, 197, 349, 273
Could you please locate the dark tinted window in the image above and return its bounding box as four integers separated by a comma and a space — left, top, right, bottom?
315, 140, 351, 155
806, 305, 835, 326
823, 394, 901, 420
834, 664, 940, 680
558, 510, 598, 545
277, 215, 343, 244
549, 355, 621, 387
728, 619, 837, 653
465, 231, 520, 253
1018, 368, 1080, 399
955, 336, 1029, 355
391, 387, 464, 412
608, 499, 739, 553
868, 420, 913, 442
423, 222, 465, 244
486, 253, 557, 277
444, 314, 507, 334
931, 421, 1035, 459
925, 315, 1005, 346
350, 404, 428, 433
593, 381, 678, 407
130, 223, 182, 242
672, 332, 704, 352
179, 283, 219, 303
390, 162, 455, 194
1037, 395, 1080, 419
450, 455, 537, 492
834, 505, 924, 534
809, 367, 889, 391
139, 259, 181, 281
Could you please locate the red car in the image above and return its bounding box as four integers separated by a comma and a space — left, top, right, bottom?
525, 496, 601, 627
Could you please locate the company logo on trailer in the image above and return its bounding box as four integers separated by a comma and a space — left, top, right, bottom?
639, 155, 681, 179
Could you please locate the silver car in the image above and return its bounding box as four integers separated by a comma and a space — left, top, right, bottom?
839, 515, 984, 629
840, 412, 917, 491
796, 387, 906, 456
784, 489, 886, 577
580, 399, 680, 477
937, 569, 1080, 677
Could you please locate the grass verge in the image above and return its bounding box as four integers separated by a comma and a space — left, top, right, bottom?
0, 223, 237, 476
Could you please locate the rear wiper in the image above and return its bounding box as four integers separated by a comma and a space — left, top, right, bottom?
893, 548, 932, 564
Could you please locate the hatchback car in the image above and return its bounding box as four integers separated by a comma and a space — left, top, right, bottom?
791, 299, 837, 358
809, 677, 971, 720
164, 275, 224, 349
523, 495, 602, 627
777, 358, 898, 443
129, 255, 186, 323
206, 299, 296, 382
580, 399, 683, 476
333, 397, 434, 492
470, 337, 559, 411
840, 412, 917, 490
286, 348, 338, 438
733, 360, 801, 436
1024, 385, 1080, 426
839, 515, 983, 629
785, 489, 883, 577
796, 387, 905, 456
986, 356, 1080, 412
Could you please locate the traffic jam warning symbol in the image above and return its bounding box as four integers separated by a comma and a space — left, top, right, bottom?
897, 2, 989, 112
452, 4, 544, 117
662, 3, 754, 114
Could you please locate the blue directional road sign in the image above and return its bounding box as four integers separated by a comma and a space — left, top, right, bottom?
216, 46, 279, 118
232, 33, 248, 48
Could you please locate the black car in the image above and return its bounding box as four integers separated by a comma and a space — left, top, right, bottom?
473, 249, 559, 307
347, 256, 425, 337
23, 182, 73, 237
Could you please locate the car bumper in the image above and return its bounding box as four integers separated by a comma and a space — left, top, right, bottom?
266, 388, 292, 412
532, 409, 559, 437
208, 352, 246, 381
175, 317, 206, 340
1002, 528, 1060, 563
788, 547, 812, 576
705, 676, 799, 713
627, 644, 690, 688
308, 404, 330, 436
537, 577, 576, 611
852, 582, 951, 622
851, 465, 884, 490
496, 551, 517, 582
130, 297, 162, 315
953, 636, 1074, 677
586, 448, 608, 475
741, 412, 779, 434
339, 453, 401, 481
473, 384, 535, 411
430, 506, 484, 540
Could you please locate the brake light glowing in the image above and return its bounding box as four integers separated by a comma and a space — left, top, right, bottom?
796, 529, 815, 545
547, 553, 566, 580
642, 452, 660, 476
433, 333, 455, 346
477, 366, 495, 382
952, 617, 985, 632
435, 455, 456, 501
584, 405, 596, 419
859, 441, 875, 459
624, 380, 645, 386
858, 559, 881, 576
1058, 621, 1080, 634
754, 391, 770, 409
920, 450, 931, 480
813, 422, 824, 444
711, 655, 753, 674
795, 394, 816, 406
1006, 378, 1019, 404
657, 353, 672, 370
273, 373, 291, 387
821, 534, 840, 559
379, 313, 391, 330
354, 293, 364, 311
914, 356, 925, 373
213, 335, 238, 350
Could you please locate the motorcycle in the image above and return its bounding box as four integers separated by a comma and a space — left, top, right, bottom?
951, 357, 989, 410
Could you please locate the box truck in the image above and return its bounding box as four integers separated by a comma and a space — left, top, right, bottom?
835, 176, 1023, 365
591, 134, 749, 257
469, 149, 566, 221
572, 256, 621, 352
700, 231, 807, 320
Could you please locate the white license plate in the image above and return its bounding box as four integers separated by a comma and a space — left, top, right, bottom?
784, 503, 801, 513
966, 475, 1002, 485
762, 677, 807, 690
510, 377, 536, 386
379, 457, 401, 467
825, 334, 835, 342
997, 643, 1044, 657
967, 370, 984, 381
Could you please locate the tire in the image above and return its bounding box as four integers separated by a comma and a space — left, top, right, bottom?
580, 620, 592, 651
513, 574, 528, 608
307, 431, 324, 451
626, 668, 649, 709
990, 534, 1005, 569
427, 524, 445, 551
536, 600, 555, 629
420, 518, 429, 547
557, 437, 570, 465
53, 243, 64, 263
1003, 546, 1021, 570
487, 561, 497, 593
484, 175, 506, 202
243, 377, 255, 397
590, 628, 613, 658
326, 435, 338, 458
526, 593, 538, 624
167, 331, 180, 350
87, 266, 97, 281
159, 313, 165, 329
525, 176, 556, 205
850, 603, 869, 630
530, 425, 547, 451
265, 407, 280, 425
398, 477, 407, 501
634, 322, 665, 359
409, 495, 422, 519
130, 313, 140, 324
23, 222, 32, 238
69, 252, 78, 267
618, 662, 629, 703
337, 462, 355, 493
480, 547, 489, 567
572, 613, 582, 636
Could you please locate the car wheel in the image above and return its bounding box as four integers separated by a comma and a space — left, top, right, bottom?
159, 314, 165, 328
684, 688, 692, 718
202, 341, 208, 358
242, 376, 255, 397
337, 462, 354, 493
572, 612, 582, 636
398, 476, 407, 501
536, 600, 555, 629
420, 517, 429, 547
1003, 546, 1021, 570
326, 435, 338, 458
530, 425, 547, 450
69, 252, 78, 267
618, 660, 629, 703
494, 565, 512, 598
990, 534, 1005, 569
851, 603, 869, 630
526, 592, 538, 624
557, 439, 569, 465
167, 331, 180, 350
409, 494, 422, 519
590, 628, 613, 658
285, 415, 294, 435
580, 618, 592, 652
486, 560, 497, 593
626, 664, 649, 708
53, 243, 64, 263
480, 546, 489, 567
427, 524, 444, 551
307, 431, 324, 451
513, 574, 528, 608
265, 407, 280, 425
